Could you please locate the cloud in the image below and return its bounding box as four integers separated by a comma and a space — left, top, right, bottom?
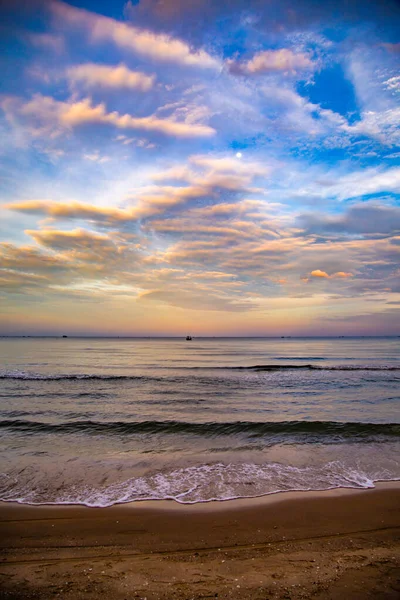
311, 269, 329, 278
1, 95, 215, 139
138, 289, 254, 312
343, 48, 400, 145
28, 32, 65, 54
310, 270, 353, 279
1, 198, 397, 321
0, 242, 72, 276
26, 228, 112, 250
343, 107, 400, 145
83, 151, 110, 163
150, 154, 269, 197
6, 200, 130, 221
334, 272, 353, 278
326, 166, 400, 201
5, 152, 269, 230
298, 202, 400, 235
382, 43, 400, 54
0, 269, 50, 292
384, 76, 400, 93
189, 155, 268, 177
2, 0, 400, 335
228, 49, 314, 76
6, 199, 163, 223
0, 231, 144, 301
51, 0, 219, 69
67, 63, 155, 91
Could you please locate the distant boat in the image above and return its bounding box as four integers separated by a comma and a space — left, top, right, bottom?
186, 335, 192, 340
62, 335, 68, 338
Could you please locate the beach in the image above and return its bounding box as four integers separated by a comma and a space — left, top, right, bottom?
1, 484, 399, 599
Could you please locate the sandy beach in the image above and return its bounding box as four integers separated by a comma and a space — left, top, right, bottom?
1, 484, 399, 599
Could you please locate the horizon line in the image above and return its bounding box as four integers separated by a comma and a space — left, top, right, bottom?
0, 335, 399, 339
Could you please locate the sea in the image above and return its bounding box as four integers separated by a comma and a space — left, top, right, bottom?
0, 337, 399, 507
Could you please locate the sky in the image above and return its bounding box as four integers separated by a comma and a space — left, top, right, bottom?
0, 0, 399, 336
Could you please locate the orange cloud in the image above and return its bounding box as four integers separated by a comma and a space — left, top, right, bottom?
310, 269, 354, 279
26, 228, 111, 249
67, 63, 155, 91
334, 271, 353, 278
61, 98, 215, 137
0, 270, 50, 290
51, 1, 219, 69
311, 269, 330, 278
7, 171, 257, 225
7, 180, 223, 223
0, 242, 73, 275
3, 95, 215, 139
113, 112, 215, 138
6, 200, 149, 222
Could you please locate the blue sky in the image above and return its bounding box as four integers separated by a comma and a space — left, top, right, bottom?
0, 0, 399, 335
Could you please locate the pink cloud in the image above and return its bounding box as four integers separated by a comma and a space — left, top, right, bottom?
67, 63, 155, 91
228, 49, 314, 76
51, 0, 219, 69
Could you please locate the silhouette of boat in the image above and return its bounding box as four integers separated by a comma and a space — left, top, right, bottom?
186, 335, 192, 340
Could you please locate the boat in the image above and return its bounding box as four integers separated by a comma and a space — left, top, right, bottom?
186, 335, 192, 340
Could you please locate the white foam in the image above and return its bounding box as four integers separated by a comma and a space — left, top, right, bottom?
1, 460, 399, 508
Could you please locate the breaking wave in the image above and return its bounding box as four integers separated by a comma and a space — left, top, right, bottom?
0, 460, 398, 507
1, 364, 399, 381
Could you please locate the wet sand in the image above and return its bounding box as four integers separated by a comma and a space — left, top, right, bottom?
1, 484, 399, 599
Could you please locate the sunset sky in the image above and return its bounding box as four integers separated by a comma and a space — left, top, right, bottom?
0, 0, 399, 336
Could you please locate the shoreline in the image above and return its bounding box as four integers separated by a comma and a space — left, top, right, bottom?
1, 484, 399, 599
1, 479, 400, 513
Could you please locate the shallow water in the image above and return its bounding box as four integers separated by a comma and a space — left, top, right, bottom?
0, 337, 399, 506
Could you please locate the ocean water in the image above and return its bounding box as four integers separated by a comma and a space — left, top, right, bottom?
0, 337, 399, 507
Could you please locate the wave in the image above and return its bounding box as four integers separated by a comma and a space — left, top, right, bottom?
0, 370, 163, 381
1, 460, 399, 507
1, 419, 399, 440
229, 365, 400, 371
1, 364, 399, 380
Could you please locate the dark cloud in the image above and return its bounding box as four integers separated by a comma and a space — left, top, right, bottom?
297, 203, 400, 235
124, 0, 400, 46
